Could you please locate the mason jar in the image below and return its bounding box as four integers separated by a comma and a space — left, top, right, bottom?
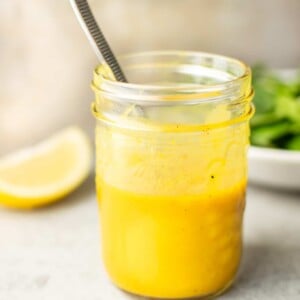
91, 51, 253, 299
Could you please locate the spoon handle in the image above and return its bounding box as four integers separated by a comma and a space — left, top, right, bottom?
69, 0, 127, 82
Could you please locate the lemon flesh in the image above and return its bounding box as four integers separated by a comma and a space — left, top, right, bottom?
0, 127, 92, 209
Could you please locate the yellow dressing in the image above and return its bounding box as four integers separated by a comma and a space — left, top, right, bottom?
95, 120, 249, 299
99, 182, 245, 298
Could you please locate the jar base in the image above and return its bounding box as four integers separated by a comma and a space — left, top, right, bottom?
111, 278, 235, 300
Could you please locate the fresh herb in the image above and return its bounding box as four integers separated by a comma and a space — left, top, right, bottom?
251, 65, 300, 150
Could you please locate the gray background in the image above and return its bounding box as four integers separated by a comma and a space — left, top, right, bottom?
1, 0, 299, 154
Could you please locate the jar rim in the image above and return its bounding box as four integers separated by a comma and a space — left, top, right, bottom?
92, 50, 252, 105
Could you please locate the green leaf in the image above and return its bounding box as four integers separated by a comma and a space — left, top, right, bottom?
275, 96, 300, 123
251, 112, 281, 127
251, 65, 300, 150
251, 121, 291, 147
285, 135, 300, 150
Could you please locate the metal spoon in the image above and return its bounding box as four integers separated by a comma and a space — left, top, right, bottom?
69, 0, 127, 83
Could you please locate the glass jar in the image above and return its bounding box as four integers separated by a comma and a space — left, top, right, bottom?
92, 51, 253, 299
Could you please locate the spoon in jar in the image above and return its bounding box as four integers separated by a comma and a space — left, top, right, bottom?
69, 0, 127, 83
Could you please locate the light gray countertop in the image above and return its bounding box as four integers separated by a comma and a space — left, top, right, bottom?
1, 178, 299, 300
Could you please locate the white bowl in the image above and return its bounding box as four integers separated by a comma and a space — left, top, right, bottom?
248, 146, 300, 190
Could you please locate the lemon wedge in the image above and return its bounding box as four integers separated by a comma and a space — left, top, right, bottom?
0, 127, 92, 209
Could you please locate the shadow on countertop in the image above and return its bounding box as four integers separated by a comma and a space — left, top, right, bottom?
220, 243, 300, 299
